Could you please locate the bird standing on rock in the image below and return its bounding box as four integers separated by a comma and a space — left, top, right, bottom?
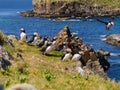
96, 16, 114, 30
61, 52, 73, 61
71, 53, 81, 61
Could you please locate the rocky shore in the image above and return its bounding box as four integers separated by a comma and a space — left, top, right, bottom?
104, 34, 120, 47
20, 1, 120, 18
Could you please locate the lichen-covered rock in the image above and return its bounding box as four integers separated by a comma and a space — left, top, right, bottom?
7, 35, 18, 43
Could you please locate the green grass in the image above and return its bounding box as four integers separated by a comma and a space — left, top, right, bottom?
0, 38, 120, 90
0, 30, 120, 90
0, 32, 120, 89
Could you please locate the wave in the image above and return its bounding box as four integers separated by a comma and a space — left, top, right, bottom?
68, 19, 81, 21
101, 38, 106, 41
71, 32, 78, 35
100, 35, 107, 38
0, 11, 18, 16
49, 18, 82, 22
99, 35, 107, 41
110, 53, 120, 56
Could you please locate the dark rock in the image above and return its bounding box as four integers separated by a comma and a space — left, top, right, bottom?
84, 60, 108, 78
97, 49, 110, 56
20, 10, 35, 17
0, 82, 3, 90
0, 45, 13, 69
79, 47, 110, 78
0, 32, 15, 69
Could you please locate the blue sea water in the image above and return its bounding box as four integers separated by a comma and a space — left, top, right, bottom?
0, 0, 120, 81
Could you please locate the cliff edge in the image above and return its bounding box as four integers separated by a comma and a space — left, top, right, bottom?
20, 0, 120, 18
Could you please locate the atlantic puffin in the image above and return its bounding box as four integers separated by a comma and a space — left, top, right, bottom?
96, 16, 114, 30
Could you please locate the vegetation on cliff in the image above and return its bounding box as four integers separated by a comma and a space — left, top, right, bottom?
33, 0, 120, 8
20, 0, 120, 18
0, 31, 120, 90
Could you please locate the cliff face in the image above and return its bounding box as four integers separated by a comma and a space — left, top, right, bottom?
20, 0, 120, 17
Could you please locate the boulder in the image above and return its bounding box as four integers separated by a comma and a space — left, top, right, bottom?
5, 83, 36, 90
84, 60, 108, 78
7, 35, 18, 42
79, 48, 110, 78
54, 26, 83, 51
104, 34, 120, 47
97, 49, 110, 56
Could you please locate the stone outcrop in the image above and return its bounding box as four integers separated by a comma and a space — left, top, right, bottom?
104, 34, 120, 47
54, 26, 110, 78
0, 45, 13, 69
20, 0, 120, 18
54, 26, 83, 52
0, 31, 14, 69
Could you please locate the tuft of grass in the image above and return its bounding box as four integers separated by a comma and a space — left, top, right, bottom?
45, 50, 63, 57
0, 30, 7, 44
4, 78, 11, 88
15, 62, 28, 75
20, 76, 28, 83
43, 70, 56, 81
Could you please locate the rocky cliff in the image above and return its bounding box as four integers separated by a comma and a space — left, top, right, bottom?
0, 31, 14, 69
54, 26, 110, 78
20, 0, 120, 18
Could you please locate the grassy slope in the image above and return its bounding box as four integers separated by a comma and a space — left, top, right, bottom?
0, 39, 120, 90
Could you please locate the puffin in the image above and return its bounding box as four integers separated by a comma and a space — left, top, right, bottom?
96, 16, 114, 30
61, 52, 73, 61
71, 53, 81, 61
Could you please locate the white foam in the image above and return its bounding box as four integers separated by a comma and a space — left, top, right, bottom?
100, 35, 107, 38
101, 38, 106, 41
110, 53, 120, 56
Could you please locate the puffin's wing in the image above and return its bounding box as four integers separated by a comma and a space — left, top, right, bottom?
96, 18, 108, 25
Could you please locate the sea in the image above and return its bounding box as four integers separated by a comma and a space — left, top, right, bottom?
0, 0, 120, 81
